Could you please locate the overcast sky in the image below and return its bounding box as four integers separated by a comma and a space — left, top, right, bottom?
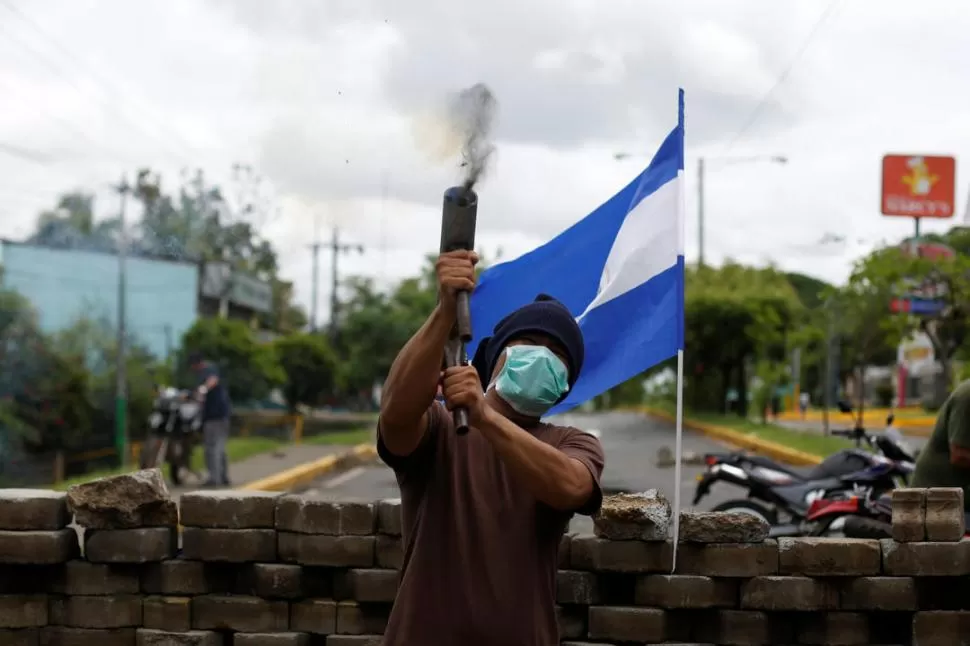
2, 0, 969, 322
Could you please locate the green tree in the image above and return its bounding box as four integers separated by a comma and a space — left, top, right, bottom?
847, 244, 970, 406
274, 334, 339, 412
682, 262, 803, 415
180, 318, 284, 404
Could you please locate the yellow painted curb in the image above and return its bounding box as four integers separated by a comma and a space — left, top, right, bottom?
641, 407, 823, 466
240, 442, 378, 492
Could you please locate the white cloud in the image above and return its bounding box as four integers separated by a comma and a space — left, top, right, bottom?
1, 0, 970, 324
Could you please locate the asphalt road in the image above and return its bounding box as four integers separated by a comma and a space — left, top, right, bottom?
302, 411, 742, 534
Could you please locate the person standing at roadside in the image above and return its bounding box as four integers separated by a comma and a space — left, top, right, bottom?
189, 353, 232, 488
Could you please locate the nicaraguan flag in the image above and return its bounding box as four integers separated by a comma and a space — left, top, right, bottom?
468, 90, 686, 413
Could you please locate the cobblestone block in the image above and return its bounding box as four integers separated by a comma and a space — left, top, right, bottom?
555, 605, 586, 640
41, 627, 136, 646
0, 628, 39, 646
777, 537, 880, 576
181, 528, 276, 562
593, 491, 670, 541
233, 634, 310, 646
634, 574, 736, 608
276, 497, 375, 535
570, 535, 672, 573
84, 528, 175, 563
334, 569, 399, 603
334, 601, 389, 635
0, 595, 47, 628
278, 533, 374, 567
912, 610, 970, 646
795, 612, 869, 645
0, 530, 79, 564
556, 570, 600, 605
693, 609, 792, 645
558, 533, 572, 569
678, 511, 769, 543
136, 629, 221, 646
675, 541, 778, 577
323, 637, 383, 646
142, 596, 191, 632
289, 599, 337, 635
141, 560, 210, 595
51, 562, 140, 596
891, 488, 926, 542
840, 576, 917, 610
587, 606, 665, 643
375, 499, 401, 536
0, 490, 70, 531
180, 491, 281, 529
191, 595, 289, 633
49, 595, 142, 629
881, 538, 970, 576
237, 563, 304, 599
66, 470, 177, 530
375, 536, 402, 569
740, 576, 838, 610
924, 488, 965, 542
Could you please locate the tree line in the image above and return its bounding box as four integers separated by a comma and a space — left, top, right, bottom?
4, 162, 970, 462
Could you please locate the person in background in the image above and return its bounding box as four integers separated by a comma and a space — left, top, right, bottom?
188, 353, 232, 488
911, 379, 970, 511
799, 391, 810, 419
377, 249, 605, 646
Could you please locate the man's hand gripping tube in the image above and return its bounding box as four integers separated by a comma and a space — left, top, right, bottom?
440, 186, 478, 435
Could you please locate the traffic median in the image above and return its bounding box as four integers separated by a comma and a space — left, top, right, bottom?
641, 406, 857, 466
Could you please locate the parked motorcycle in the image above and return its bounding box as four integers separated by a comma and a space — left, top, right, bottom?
693, 412, 916, 537
139, 386, 203, 485
818, 491, 970, 540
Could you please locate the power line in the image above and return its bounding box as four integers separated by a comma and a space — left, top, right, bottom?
0, 0, 204, 165
0, 1, 195, 168
724, 0, 846, 153
0, 141, 50, 165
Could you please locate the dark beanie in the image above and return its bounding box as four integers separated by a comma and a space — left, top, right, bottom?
472, 294, 584, 390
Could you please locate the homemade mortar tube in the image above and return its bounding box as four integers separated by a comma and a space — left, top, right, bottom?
440, 186, 478, 435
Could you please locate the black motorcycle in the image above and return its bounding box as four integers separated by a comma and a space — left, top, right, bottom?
139, 386, 203, 485
693, 413, 917, 537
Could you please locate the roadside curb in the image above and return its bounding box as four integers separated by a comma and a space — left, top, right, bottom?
641, 407, 823, 466
240, 443, 379, 492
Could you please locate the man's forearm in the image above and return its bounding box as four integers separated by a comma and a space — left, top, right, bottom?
478, 406, 593, 511
381, 305, 454, 429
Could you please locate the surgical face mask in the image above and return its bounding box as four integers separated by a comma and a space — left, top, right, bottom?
491, 345, 570, 418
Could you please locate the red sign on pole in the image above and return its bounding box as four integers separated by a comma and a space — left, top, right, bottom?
881, 154, 956, 218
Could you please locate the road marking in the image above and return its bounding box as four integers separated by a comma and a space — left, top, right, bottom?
324, 466, 366, 489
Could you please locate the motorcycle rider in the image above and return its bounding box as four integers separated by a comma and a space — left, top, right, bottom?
911, 379, 970, 510
189, 353, 232, 488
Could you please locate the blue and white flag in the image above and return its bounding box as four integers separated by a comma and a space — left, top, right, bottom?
468, 89, 686, 412
469, 88, 687, 568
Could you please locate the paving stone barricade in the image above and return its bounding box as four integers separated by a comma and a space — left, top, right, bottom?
0, 479, 968, 646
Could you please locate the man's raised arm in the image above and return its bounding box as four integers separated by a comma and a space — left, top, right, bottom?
379, 250, 478, 457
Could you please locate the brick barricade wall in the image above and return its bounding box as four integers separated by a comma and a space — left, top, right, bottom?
0, 487, 968, 645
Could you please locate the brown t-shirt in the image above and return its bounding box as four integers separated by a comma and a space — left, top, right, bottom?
377, 401, 605, 646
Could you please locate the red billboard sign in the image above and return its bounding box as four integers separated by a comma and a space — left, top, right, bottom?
881, 154, 956, 218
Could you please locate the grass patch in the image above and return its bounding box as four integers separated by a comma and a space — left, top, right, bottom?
54, 436, 286, 491
648, 402, 854, 457
303, 428, 373, 446
52, 429, 375, 491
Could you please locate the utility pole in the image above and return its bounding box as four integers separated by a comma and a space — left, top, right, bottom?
308, 225, 364, 336
309, 215, 321, 331
114, 175, 131, 468
697, 157, 706, 267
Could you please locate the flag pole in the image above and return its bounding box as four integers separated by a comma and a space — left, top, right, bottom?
672, 349, 684, 572
671, 88, 686, 573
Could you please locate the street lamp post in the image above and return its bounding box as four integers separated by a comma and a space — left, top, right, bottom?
614, 153, 787, 266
